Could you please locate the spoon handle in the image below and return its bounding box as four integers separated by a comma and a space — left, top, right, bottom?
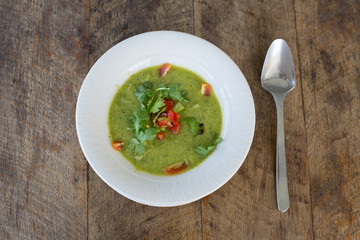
273, 94, 290, 212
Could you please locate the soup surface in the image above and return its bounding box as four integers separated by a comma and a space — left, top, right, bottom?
108, 64, 222, 175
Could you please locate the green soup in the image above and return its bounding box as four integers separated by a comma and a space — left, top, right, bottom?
108, 65, 222, 175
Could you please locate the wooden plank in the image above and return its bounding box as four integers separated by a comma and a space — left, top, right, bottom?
194, 0, 312, 239
0, 0, 89, 239
87, 1, 202, 239
294, 0, 360, 239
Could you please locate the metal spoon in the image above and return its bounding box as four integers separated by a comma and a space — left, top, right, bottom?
261, 39, 295, 212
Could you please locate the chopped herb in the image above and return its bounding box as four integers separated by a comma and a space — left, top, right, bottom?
157, 83, 167, 89
173, 102, 184, 112
143, 81, 152, 89
214, 137, 222, 145
195, 145, 216, 158
168, 84, 188, 102
152, 107, 167, 125
128, 81, 188, 156
137, 128, 157, 142
133, 108, 149, 135
183, 117, 200, 136
148, 93, 166, 113
129, 138, 145, 156
134, 108, 149, 121
195, 137, 223, 158
135, 86, 153, 107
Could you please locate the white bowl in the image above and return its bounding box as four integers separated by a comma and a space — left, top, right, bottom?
76, 31, 255, 207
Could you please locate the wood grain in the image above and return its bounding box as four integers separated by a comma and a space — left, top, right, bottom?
194, 0, 312, 239
1, 0, 360, 239
87, 1, 201, 239
0, 0, 89, 239
294, 0, 360, 239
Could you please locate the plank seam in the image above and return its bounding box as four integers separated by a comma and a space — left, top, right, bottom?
292, 0, 314, 239
200, 200, 204, 240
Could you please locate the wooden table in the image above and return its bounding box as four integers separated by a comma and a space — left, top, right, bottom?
1, 0, 359, 239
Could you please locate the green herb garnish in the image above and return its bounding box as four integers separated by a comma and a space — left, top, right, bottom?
195, 137, 223, 158
173, 102, 184, 112
168, 83, 188, 102
129, 138, 145, 156
129, 81, 188, 156
152, 107, 167, 125
137, 128, 157, 142
183, 117, 200, 136
133, 108, 149, 135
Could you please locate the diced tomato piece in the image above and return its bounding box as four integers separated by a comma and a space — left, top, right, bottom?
157, 117, 172, 127
156, 132, 166, 140
201, 83, 211, 96
163, 162, 188, 175
167, 109, 180, 125
174, 112, 180, 122
163, 99, 174, 111
170, 123, 181, 135
167, 109, 175, 123
112, 141, 124, 151
159, 63, 172, 77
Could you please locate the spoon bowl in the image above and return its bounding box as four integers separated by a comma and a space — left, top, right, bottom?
261, 39, 296, 94
261, 39, 295, 212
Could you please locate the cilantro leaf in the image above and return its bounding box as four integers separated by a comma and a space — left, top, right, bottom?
183, 117, 200, 136
173, 102, 184, 112
137, 128, 157, 142
135, 86, 153, 107
134, 108, 149, 121
143, 81, 152, 89
195, 137, 223, 158
129, 138, 145, 156
148, 95, 165, 113
161, 91, 169, 99
195, 145, 216, 158
169, 84, 188, 102
134, 121, 146, 135
214, 137, 222, 145
157, 83, 167, 89
134, 108, 149, 134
